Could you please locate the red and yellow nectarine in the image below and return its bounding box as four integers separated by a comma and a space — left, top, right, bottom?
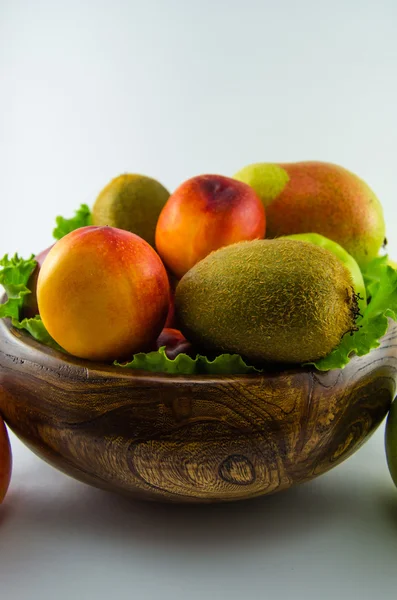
155, 174, 265, 278
37, 226, 170, 361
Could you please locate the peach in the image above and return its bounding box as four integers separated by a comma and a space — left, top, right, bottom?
155, 174, 265, 278
37, 226, 170, 361
0, 416, 12, 504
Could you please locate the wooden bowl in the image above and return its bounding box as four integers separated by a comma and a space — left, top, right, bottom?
0, 317, 396, 503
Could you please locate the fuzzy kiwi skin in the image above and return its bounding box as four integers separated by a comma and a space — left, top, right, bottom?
175, 239, 357, 364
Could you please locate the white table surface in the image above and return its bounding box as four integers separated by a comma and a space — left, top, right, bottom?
1, 1, 397, 598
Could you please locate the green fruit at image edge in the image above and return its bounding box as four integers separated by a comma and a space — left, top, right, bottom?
283, 233, 367, 315
92, 173, 170, 247
175, 239, 358, 364
386, 400, 397, 488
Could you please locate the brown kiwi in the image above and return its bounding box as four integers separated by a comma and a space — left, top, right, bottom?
175, 239, 358, 364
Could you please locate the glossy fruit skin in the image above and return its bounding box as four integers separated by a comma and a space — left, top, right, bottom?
22, 245, 53, 319
37, 226, 170, 361
155, 174, 266, 278
234, 161, 385, 268
155, 328, 195, 359
0, 416, 12, 504
386, 399, 397, 488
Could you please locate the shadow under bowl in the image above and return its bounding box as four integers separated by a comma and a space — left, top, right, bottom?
0, 318, 396, 503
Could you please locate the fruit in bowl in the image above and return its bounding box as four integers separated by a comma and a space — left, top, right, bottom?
154, 328, 195, 359
92, 173, 170, 247
175, 238, 359, 363
155, 174, 266, 278
37, 226, 170, 361
234, 161, 385, 268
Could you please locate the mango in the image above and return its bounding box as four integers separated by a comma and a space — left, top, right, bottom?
155, 174, 265, 278
37, 226, 170, 361
234, 161, 385, 268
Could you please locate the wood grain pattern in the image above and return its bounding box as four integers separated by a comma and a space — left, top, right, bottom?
0, 317, 396, 503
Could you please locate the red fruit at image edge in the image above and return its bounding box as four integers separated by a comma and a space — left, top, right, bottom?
0, 417, 12, 504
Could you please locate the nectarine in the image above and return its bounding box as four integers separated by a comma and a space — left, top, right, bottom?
155, 174, 265, 278
37, 226, 170, 361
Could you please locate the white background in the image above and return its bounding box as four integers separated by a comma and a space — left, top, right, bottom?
1, 1, 397, 598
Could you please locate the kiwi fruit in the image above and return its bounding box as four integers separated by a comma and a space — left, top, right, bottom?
92, 174, 170, 247
175, 239, 359, 364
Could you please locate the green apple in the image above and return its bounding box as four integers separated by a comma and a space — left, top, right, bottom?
283, 233, 367, 315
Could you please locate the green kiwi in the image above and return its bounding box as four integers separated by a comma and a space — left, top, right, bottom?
92, 174, 170, 247
175, 239, 359, 364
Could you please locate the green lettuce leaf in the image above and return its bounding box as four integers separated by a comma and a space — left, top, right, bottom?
362, 254, 389, 293
115, 347, 260, 375
53, 204, 91, 240
196, 353, 261, 374
0, 254, 37, 319
115, 346, 198, 374
310, 256, 397, 371
0, 253, 62, 351
11, 315, 64, 352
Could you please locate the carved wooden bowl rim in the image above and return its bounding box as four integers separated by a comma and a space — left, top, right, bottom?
1, 317, 310, 382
